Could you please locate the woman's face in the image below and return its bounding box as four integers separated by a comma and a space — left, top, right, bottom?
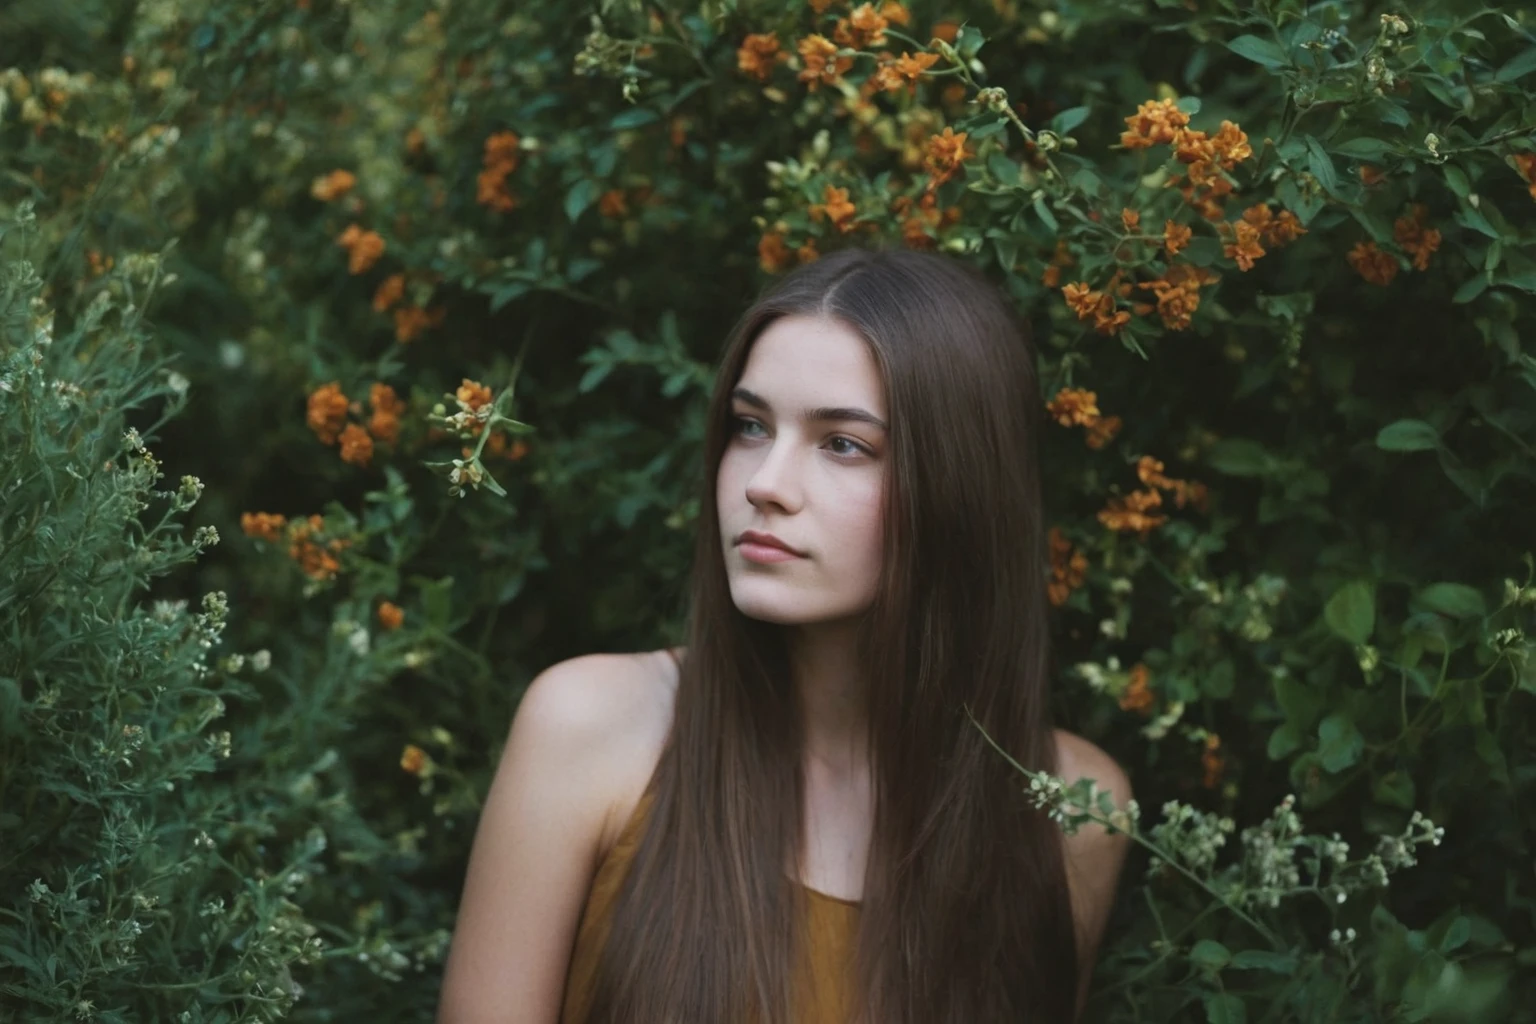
716, 314, 888, 626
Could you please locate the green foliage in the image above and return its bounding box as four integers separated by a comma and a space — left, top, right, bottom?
2, 0, 1534, 1020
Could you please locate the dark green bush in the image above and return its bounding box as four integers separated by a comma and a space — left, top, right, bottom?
2, 0, 1534, 1019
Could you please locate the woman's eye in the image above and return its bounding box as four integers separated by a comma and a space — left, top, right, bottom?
828, 436, 871, 458
732, 416, 766, 438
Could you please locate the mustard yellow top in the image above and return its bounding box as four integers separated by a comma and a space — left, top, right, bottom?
559, 778, 861, 1023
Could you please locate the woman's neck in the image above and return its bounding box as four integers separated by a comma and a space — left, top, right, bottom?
785, 618, 870, 780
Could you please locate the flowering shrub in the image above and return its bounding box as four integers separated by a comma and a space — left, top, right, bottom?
2, 0, 1534, 1020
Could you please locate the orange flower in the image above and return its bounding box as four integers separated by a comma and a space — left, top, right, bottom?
1359, 164, 1387, 186
378, 601, 405, 630
336, 224, 385, 275
1085, 415, 1123, 450
1097, 489, 1168, 537
808, 184, 858, 233
597, 189, 628, 218
368, 383, 403, 444
372, 273, 405, 313
1121, 208, 1141, 232
1121, 98, 1189, 150
808, 0, 837, 11
759, 230, 794, 273
931, 20, 960, 43
1119, 664, 1155, 714
1061, 283, 1101, 321
923, 126, 972, 189
240, 512, 287, 543
870, 50, 939, 93
1208, 120, 1252, 168
1047, 526, 1090, 607
287, 514, 347, 580
1046, 387, 1101, 427
477, 131, 520, 212
338, 422, 374, 467
306, 382, 350, 445
893, 191, 955, 249
832, 3, 890, 49
736, 32, 785, 81
1223, 218, 1266, 271
797, 34, 853, 92
797, 238, 821, 263
394, 304, 444, 344
1136, 263, 1212, 331
1393, 203, 1441, 271
1201, 733, 1225, 789
1264, 208, 1307, 246
1346, 240, 1399, 286
1163, 219, 1193, 256
879, 1, 911, 25
310, 169, 356, 202
400, 743, 430, 775
457, 379, 493, 412
1512, 153, 1536, 201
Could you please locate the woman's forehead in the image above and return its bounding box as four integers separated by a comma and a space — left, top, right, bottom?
737, 315, 885, 413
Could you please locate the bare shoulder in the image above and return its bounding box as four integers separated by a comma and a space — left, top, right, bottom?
1050, 729, 1134, 1015
519, 648, 680, 853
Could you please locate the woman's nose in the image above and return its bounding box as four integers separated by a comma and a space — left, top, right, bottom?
744, 440, 803, 513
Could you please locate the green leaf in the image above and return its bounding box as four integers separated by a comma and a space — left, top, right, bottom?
1204, 992, 1247, 1024
1441, 916, 1471, 953
1324, 580, 1375, 644
1226, 34, 1289, 68
1275, 676, 1324, 729
1050, 106, 1090, 135
1373, 770, 1416, 810
1206, 438, 1275, 476
1230, 950, 1299, 973
1032, 196, 1058, 232
1376, 419, 1441, 451
1268, 722, 1302, 760
1333, 137, 1394, 160
1306, 137, 1338, 194
1494, 46, 1536, 83
1191, 939, 1232, 971
1444, 165, 1471, 199
610, 107, 660, 130
564, 178, 602, 223
1415, 582, 1486, 619
1318, 712, 1364, 772
1452, 274, 1490, 304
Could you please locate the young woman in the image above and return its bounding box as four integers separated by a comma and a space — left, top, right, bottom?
436, 246, 1134, 1023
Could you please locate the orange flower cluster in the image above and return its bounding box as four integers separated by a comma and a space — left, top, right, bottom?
371, 273, 444, 343
310, 169, 356, 202
477, 131, 520, 213
1133, 263, 1220, 332
1346, 241, 1399, 286
240, 512, 286, 544
1119, 663, 1155, 715
1219, 202, 1307, 272
1122, 99, 1253, 221
599, 189, 629, 218
239, 512, 351, 581
1047, 526, 1088, 607
1163, 220, 1193, 256
337, 224, 384, 275
758, 229, 819, 273
1046, 387, 1123, 450
809, 184, 858, 233
306, 381, 351, 445
1062, 277, 1132, 337
1097, 455, 1208, 537
1513, 153, 1536, 201
400, 743, 430, 776
1393, 202, 1441, 271
1359, 164, 1387, 187
378, 601, 405, 630
368, 382, 405, 445
831, 2, 891, 49
868, 51, 939, 95
736, 32, 785, 81
86, 249, 115, 278
1202, 733, 1225, 789
892, 191, 959, 249
1041, 238, 1074, 288
924, 127, 972, 191
339, 423, 373, 467
797, 35, 852, 92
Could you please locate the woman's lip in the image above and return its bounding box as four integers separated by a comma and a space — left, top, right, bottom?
739, 542, 804, 564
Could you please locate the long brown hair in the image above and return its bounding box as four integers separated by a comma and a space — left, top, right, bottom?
583, 246, 1078, 1022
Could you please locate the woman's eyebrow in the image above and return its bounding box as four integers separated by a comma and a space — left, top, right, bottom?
730, 387, 888, 432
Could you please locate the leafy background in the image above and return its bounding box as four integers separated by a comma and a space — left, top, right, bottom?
1, 0, 1533, 1020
